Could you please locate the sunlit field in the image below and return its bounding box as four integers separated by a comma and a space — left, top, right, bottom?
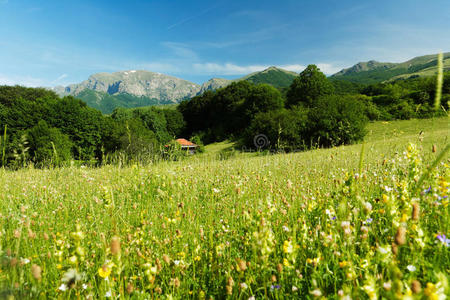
0, 117, 448, 299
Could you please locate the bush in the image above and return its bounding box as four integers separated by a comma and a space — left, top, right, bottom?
27, 120, 72, 167
242, 108, 308, 151
306, 95, 368, 147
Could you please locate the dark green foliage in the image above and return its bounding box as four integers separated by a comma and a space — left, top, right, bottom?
179, 81, 285, 143
189, 135, 205, 153
0, 85, 170, 167
242, 108, 308, 151
306, 95, 368, 147
329, 79, 367, 95
27, 120, 72, 166
163, 109, 185, 138
118, 118, 158, 158
286, 65, 334, 107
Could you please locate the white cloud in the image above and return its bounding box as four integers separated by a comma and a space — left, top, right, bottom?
0, 74, 46, 87
279, 64, 305, 73
192, 63, 269, 75
316, 63, 343, 75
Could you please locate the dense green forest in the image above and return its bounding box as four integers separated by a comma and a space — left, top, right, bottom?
179, 65, 449, 151
0, 87, 185, 167
0, 65, 448, 167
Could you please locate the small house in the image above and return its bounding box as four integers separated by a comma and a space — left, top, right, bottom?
174, 138, 198, 154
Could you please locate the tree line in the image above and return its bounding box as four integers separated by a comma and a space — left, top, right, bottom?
1, 65, 448, 167
179, 65, 448, 151
0, 86, 186, 167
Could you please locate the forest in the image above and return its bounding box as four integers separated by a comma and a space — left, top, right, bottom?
0, 65, 448, 167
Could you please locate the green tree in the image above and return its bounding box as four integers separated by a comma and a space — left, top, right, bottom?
27, 120, 72, 167
286, 65, 334, 107
306, 95, 368, 147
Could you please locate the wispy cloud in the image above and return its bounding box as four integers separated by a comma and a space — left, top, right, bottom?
161, 42, 199, 60
50, 73, 68, 85
192, 63, 269, 75
167, 5, 219, 30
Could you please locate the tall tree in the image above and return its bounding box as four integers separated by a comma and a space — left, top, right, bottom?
286, 64, 334, 107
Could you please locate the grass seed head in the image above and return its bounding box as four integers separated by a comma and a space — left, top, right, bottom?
31, 264, 42, 281
411, 280, 421, 294
395, 227, 406, 245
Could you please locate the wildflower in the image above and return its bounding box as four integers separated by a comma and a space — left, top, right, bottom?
236, 259, 247, 272
20, 258, 30, 265
62, 269, 81, 288
270, 285, 281, 291
82, 284, 88, 290
292, 285, 298, 292
282, 225, 290, 232
406, 265, 416, 272
105, 290, 112, 298
283, 240, 294, 254
240, 282, 248, 290
310, 289, 322, 297
436, 234, 450, 247
98, 264, 112, 278
58, 284, 68, 292
383, 281, 392, 291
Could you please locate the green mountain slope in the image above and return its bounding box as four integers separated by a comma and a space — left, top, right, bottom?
198, 66, 298, 94
331, 53, 450, 84
76, 90, 162, 114
240, 66, 298, 88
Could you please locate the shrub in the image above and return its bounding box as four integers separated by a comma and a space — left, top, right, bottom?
306, 95, 368, 147
27, 120, 72, 167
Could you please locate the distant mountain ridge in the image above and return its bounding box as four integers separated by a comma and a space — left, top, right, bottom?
331, 52, 450, 84
53, 67, 299, 113
50, 53, 449, 113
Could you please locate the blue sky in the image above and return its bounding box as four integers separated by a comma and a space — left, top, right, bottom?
0, 0, 449, 86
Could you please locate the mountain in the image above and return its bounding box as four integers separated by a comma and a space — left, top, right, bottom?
197, 66, 298, 94
198, 78, 233, 94
240, 66, 298, 88
52, 70, 201, 113
331, 53, 450, 84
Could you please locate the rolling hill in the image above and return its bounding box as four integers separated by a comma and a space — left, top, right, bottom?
331, 52, 450, 84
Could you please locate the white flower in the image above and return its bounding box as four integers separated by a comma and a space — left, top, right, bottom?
20, 258, 30, 264
105, 290, 112, 298
248, 297, 255, 300
213, 188, 220, 193
406, 265, 416, 272
240, 283, 248, 289
58, 284, 68, 291
82, 284, 88, 290
173, 260, 181, 266
282, 225, 290, 232
292, 285, 298, 292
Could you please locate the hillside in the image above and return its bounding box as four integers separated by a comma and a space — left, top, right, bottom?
198, 66, 298, 93
331, 52, 450, 84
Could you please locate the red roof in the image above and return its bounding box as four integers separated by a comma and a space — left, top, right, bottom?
175, 138, 197, 147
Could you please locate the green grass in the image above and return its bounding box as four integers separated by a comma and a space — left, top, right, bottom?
0, 118, 448, 299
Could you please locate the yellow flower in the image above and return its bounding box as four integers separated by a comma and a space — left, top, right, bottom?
283, 240, 294, 254
339, 261, 348, 268
98, 265, 112, 278
194, 256, 201, 261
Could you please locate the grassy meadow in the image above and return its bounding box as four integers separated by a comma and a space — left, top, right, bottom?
0, 117, 448, 299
